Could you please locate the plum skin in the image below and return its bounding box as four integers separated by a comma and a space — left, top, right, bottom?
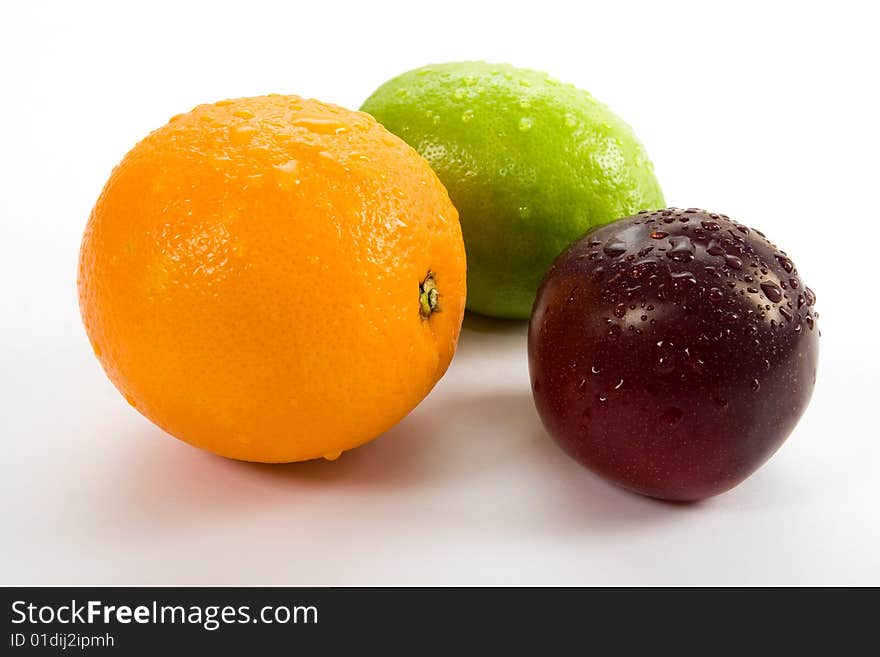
528, 208, 819, 501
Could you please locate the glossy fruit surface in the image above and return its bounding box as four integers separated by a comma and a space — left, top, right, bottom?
528, 208, 819, 500
78, 95, 466, 463
361, 61, 664, 318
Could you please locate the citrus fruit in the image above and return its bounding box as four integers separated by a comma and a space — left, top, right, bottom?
78, 95, 466, 463
361, 61, 665, 318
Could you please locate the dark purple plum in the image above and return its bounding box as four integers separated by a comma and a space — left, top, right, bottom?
528, 208, 819, 501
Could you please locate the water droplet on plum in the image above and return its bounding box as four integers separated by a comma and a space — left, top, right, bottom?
760, 281, 783, 303
603, 239, 627, 257
707, 287, 724, 302
666, 236, 695, 262
775, 255, 794, 272
724, 254, 743, 270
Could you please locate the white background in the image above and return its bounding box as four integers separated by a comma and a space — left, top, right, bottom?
2, 0, 878, 585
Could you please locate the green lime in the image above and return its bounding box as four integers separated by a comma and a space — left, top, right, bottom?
360, 61, 665, 319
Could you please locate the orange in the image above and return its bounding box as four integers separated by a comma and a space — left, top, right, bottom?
78, 95, 466, 463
